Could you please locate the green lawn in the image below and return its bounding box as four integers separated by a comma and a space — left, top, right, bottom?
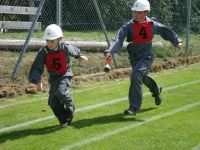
0, 63, 200, 150
0, 31, 116, 41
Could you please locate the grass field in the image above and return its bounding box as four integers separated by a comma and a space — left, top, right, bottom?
0, 63, 200, 150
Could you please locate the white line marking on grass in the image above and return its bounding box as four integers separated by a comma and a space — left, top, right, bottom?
1, 76, 199, 110
0, 97, 129, 133
0, 116, 54, 133
1, 63, 200, 109
61, 101, 200, 150
164, 80, 200, 91
0, 80, 126, 109
0, 97, 47, 109
192, 145, 200, 150
0, 79, 200, 133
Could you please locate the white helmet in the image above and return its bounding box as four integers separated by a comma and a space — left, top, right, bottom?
131, 0, 150, 11
43, 24, 63, 40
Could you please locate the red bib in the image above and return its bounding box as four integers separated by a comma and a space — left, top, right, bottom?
45, 51, 68, 74
132, 21, 153, 44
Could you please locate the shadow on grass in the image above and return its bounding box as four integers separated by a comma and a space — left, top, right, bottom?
72, 107, 156, 129
0, 125, 62, 143
0, 107, 156, 143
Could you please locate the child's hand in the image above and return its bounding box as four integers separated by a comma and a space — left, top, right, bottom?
103, 52, 111, 73
79, 55, 88, 61
105, 52, 111, 57
176, 43, 182, 50
36, 81, 43, 92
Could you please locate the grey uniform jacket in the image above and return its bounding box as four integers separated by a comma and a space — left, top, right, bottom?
107, 17, 182, 63
29, 42, 82, 84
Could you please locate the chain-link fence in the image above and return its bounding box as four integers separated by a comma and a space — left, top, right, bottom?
0, 0, 200, 80
1, 0, 199, 40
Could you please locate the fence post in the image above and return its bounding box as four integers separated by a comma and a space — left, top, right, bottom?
56, 0, 62, 27
92, 0, 117, 68
186, 0, 191, 54
11, 0, 46, 79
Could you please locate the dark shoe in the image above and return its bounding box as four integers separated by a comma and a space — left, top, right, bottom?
67, 104, 75, 124
60, 104, 75, 127
153, 87, 162, 105
60, 118, 72, 127
60, 111, 74, 127
59, 113, 73, 127
124, 107, 137, 116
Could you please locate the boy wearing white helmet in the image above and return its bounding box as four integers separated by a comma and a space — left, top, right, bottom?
104, 0, 182, 116
29, 24, 88, 126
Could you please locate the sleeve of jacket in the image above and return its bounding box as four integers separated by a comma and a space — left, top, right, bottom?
66, 44, 82, 59
28, 50, 45, 84
152, 21, 182, 46
106, 22, 129, 54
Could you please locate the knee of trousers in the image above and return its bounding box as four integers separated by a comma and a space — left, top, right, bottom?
49, 98, 63, 110
54, 91, 74, 112
55, 89, 71, 100
49, 103, 63, 120
131, 71, 143, 81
